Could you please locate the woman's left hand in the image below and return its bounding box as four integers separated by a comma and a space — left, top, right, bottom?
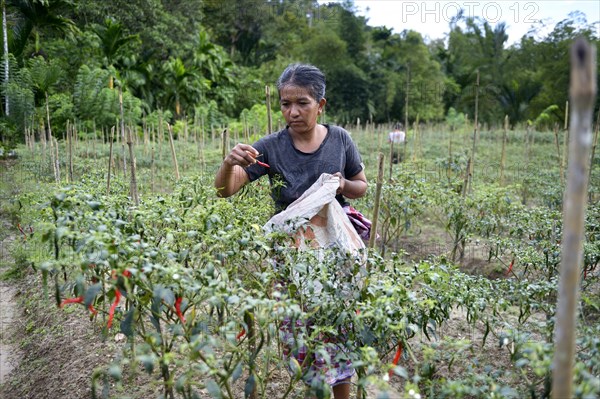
333, 172, 345, 195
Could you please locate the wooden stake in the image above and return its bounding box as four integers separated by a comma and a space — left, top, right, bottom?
107, 126, 115, 195
151, 145, 155, 193
588, 110, 599, 202
167, 123, 180, 181
469, 70, 480, 192
403, 63, 410, 161
500, 115, 508, 185
553, 123, 564, 185
67, 120, 73, 183
126, 126, 139, 205
388, 139, 394, 182
119, 88, 127, 178
266, 85, 272, 135
53, 137, 60, 184
552, 38, 596, 399
221, 128, 228, 161
564, 100, 569, 131
369, 153, 385, 249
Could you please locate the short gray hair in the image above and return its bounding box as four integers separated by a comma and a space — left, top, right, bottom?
276, 63, 326, 102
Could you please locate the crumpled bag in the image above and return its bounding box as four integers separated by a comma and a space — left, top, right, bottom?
263, 173, 365, 256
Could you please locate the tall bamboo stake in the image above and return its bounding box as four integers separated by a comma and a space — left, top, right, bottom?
67, 120, 73, 183
588, 110, 599, 202
199, 115, 206, 171
151, 145, 155, 193
167, 123, 180, 181
469, 70, 480, 192
388, 139, 394, 182
562, 122, 569, 178
369, 153, 385, 249
500, 115, 508, 185
266, 85, 272, 135
403, 64, 410, 161
107, 126, 115, 195
553, 123, 565, 185
564, 100, 569, 131
126, 126, 139, 205
53, 137, 60, 184
119, 88, 127, 178
158, 113, 164, 162
221, 128, 228, 161
552, 38, 596, 399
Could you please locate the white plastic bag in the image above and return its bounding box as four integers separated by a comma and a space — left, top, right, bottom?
264, 173, 365, 255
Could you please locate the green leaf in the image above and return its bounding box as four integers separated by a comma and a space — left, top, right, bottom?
515, 358, 529, 368
244, 374, 256, 398
206, 379, 222, 398
120, 307, 135, 338
87, 201, 102, 210
138, 354, 154, 374
108, 364, 122, 381
232, 362, 243, 383
84, 283, 102, 307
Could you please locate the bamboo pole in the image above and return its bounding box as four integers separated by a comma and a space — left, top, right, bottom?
67, 120, 73, 183
469, 70, 480, 192
553, 123, 564, 185
119, 88, 127, 178
151, 145, 155, 193
388, 138, 394, 182
221, 128, 228, 161
500, 115, 508, 185
552, 38, 596, 399
403, 64, 410, 162
266, 85, 272, 135
564, 100, 569, 131
107, 126, 115, 195
53, 137, 60, 184
199, 115, 205, 171
158, 113, 164, 162
588, 110, 599, 202
167, 123, 180, 181
369, 153, 385, 249
126, 126, 139, 205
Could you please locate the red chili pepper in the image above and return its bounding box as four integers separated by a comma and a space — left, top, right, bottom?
506, 259, 514, 276
122, 269, 132, 278
175, 297, 186, 324
17, 223, 27, 241
236, 328, 246, 341
59, 296, 84, 307
389, 342, 403, 377
248, 151, 270, 168
255, 160, 270, 168
107, 289, 122, 329
60, 296, 97, 315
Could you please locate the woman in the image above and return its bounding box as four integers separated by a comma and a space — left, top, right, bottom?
215, 63, 367, 398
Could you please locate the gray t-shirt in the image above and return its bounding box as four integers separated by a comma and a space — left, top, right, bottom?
245, 124, 364, 212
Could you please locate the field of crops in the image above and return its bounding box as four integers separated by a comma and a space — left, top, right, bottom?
0, 120, 599, 399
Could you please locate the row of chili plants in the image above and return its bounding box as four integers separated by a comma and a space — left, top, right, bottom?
9, 152, 600, 398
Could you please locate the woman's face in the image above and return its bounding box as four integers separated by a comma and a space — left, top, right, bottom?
279, 85, 326, 134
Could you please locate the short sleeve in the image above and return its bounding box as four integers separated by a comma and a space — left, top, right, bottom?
343, 131, 364, 178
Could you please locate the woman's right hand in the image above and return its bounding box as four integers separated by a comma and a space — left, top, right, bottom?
224, 143, 259, 168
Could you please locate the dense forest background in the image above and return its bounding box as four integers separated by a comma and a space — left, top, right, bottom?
0, 0, 598, 145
